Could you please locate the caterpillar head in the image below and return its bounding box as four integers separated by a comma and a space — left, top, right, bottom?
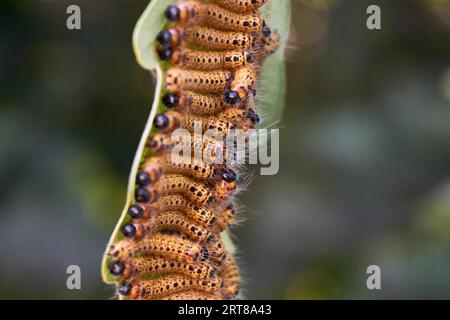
214, 168, 237, 201
162, 92, 180, 108
156, 28, 182, 48
109, 261, 135, 279
127, 204, 145, 219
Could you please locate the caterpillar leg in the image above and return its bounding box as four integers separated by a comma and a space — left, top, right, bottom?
161, 47, 254, 71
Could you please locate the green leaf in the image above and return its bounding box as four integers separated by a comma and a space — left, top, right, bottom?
101, 0, 291, 289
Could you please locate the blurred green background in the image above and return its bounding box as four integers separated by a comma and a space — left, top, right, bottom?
1, 0, 450, 299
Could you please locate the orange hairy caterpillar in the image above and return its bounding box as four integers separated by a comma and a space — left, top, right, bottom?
224, 66, 257, 105
138, 154, 239, 185
161, 47, 254, 71
108, 233, 204, 263
166, 68, 232, 93
109, 256, 217, 280
184, 26, 255, 51
122, 212, 214, 243
132, 195, 218, 227
146, 132, 232, 164
138, 173, 237, 205
118, 275, 223, 300
153, 110, 235, 136
221, 255, 240, 300
160, 291, 222, 300
162, 91, 239, 115
164, 1, 263, 33
213, 0, 267, 14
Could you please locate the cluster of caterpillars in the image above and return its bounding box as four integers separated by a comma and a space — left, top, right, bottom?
107, 0, 279, 300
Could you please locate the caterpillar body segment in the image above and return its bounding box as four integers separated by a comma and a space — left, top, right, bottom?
213, 0, 267, 14
119, 275, 223, 300
165, 1, 263, 34
108, 234, 203, 264
166, 68, 232, 93
224, 66, 257, 105
160, 291, 223, 300
109, 256, 217, 280
166, 48, 254, 71
185, 26, 255, 51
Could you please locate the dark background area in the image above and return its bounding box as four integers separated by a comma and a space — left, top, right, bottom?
1, 0, 450, 299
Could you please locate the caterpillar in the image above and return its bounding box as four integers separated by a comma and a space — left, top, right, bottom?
101, 0, 289, 300
118, 275, 223, 300
139, 173, 237, 205
108, 233, 205, 264
166, 68, 232, 93
136, 194, 218, 227
164, 1, 263, 33
162, 91, 239, 115
109, 256, 217, 280
160, 47, 254, 71
153, 110, 236, 136
184, 26, 255, 51
122, 212, 213, 243
157, 26, 256, 51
